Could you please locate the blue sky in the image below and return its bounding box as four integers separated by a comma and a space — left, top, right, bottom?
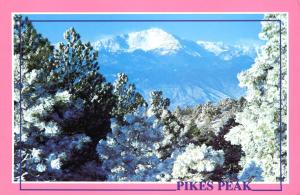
24, 14, 265, 46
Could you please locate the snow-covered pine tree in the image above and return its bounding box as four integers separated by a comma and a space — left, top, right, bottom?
13, 15, 54, 130
97, 90, 245, 181
172, 143, 225, 181
96, 91, 187, 181
225, 14, 287, 182
174, 98, 246, 181
14, 17, 114, 181
112, 73, 146, 124
97, 90, 178, 181
13, 15, 55, 181
97, 105, 174, 181
147, 91, 187, 160
52, 27, 115, 143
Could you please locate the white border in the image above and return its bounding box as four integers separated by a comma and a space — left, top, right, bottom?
11, 12, 289, 186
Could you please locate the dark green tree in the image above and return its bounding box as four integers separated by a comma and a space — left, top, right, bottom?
14, 17, 115, 181
52, 27, 115, 143
112, 73, 146, 124
13, 15, 55, 181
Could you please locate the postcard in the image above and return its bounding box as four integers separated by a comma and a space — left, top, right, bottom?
0, 0, 299, 195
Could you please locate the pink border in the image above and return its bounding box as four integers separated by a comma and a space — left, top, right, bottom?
1, 0, 300, 194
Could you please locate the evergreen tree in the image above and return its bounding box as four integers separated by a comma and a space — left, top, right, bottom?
52, 27, 115, 143
112, 73, 146, 124
96, 91, 186, 181
145, 91, 189, 160
174, 98, 246, 180
14, 17, 114, 181
172, 143, 224, 181
225, 14, 288, 182
13, 15, 55, 181
96, 94, 233, 182
97, 106, 173, 181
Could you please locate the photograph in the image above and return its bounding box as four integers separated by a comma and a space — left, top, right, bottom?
13, 13, 287, 183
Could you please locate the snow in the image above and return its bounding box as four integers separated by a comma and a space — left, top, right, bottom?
127, 28, 181, 55
93, 28, 182, 55
50, 158, 62, 170
32, 148, 41, 161
172, 143, 224, 180
197, 40, 228, 55
94, 28, 260, 58
93, 37, 122, 52
94, 29, 255, 108
36, 164, 47, 172
44, 121, 59, 135
197, 40, 260, 59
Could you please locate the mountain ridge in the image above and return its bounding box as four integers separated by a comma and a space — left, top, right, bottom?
93, 28, 256, 108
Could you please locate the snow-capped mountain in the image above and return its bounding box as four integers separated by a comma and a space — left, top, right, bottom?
93, 28, 182, 55
94, 28, 256, 108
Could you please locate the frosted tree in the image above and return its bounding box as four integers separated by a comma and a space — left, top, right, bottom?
97, 91, 189, 181
225, 14, 287, 182
97, 106, 174, 181
112, 73, 146, 123
13, 15, 54, 132
147, 91, 170, 117
147, 91, 187, 159
14, 17, 113, 181
174, 98, 246, 181
13, 15, 55, 181
52, 27, 115, 142
96, 91, 242, 181
17, 91, 103, 181
172, 143, 224, 181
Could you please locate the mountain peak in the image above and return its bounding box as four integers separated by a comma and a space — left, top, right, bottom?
127, 28, 181, 55
197, 40, 259, 60
95, 29, 255, 108
197, 41, 228, 55
93, 28, 181, 55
